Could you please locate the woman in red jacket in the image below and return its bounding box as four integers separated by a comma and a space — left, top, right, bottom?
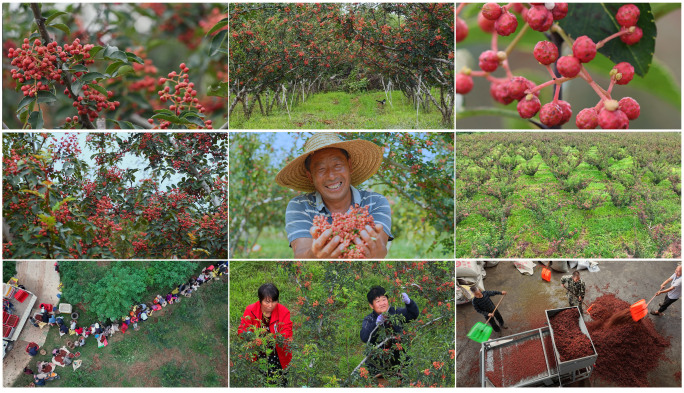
238, 283, 293, 385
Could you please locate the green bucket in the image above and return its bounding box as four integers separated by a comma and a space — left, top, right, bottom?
467, 321, 493, 343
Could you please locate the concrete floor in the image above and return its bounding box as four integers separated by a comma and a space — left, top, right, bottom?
3, 261, 61, 387
457, 261, 682, 387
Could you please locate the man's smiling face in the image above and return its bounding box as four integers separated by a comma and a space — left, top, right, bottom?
306, 147, 352, 204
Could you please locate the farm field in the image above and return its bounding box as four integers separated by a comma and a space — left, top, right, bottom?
456, 132, 681, 258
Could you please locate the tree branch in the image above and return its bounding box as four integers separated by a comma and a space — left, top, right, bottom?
30, 4, 96, 129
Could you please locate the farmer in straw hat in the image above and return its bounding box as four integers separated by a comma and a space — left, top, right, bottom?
276, 132, 393, 258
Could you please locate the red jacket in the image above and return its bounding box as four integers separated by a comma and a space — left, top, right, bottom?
237, 302, 293, 369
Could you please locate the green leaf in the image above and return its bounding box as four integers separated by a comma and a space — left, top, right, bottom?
558, 4, 656, 77
103, 45, 120, 58
28, 110, 43, 129
70, 64, 89, 73
52, 197, 76, 212
89, 45, 104, 58
17, 96, 34, 113
107, 50, 128, 63
151, 113, 182, 124
38, 214, 57, 229
125, 52, 144, 64
36, 91, 57, 104
105, 61, 125, 76
206, 18, 228, 36
45, 11, 68, 25
19, 189, 45, 199
154, 109, 176, 116
81, 72, 106, 83
115, 65, 134, 76
48, 23, 71, 36
71, 79, 83, 96
89, 84, 108, 96
181, 113, 206, 128
207, 81, 228, 97
105, 119, 142, 129
209, 29, 227, 57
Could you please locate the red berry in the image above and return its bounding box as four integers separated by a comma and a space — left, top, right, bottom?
478, 13, 496, 33
616, 4, 640, 27
507, 76, 530, 101
540, 102, 564, 127
478, 50, 499, 72
148, 118, 154, 124
526, 5, 554, 32
612, 62, 635, 85
576, 108, 599, 129
533, 41, 559, 65
620, 26, 643, 45
598, 101, 629, 129
482, 3, 502, 20
490, 81, 514, 105
179, 63, 186, 69
456, 17, 468, 43
551, 3, 569, 21
524, 79, 540, 97
618, 97, 640, 120
572, 36, 597, 63
517, 94, 541, 118
556, 100, 572, 125
495, 12, 518, 36
456, 73, 474, 95
557, 55, 581, 78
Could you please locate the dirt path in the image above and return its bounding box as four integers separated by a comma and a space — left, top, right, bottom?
3, 261, 61, 387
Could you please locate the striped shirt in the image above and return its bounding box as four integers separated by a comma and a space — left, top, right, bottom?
285, 185, 393, 245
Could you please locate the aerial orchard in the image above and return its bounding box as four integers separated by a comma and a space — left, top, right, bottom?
456, 3, 648, 129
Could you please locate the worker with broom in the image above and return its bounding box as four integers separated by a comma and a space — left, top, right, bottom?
561, 271, 586, 314
471, 286, 508, 334
651, 264, 682, 317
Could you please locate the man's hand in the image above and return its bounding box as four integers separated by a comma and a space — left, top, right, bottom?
488, 313, 494, 317
291, 228, 345, 259
375, 314, 385, 325
353, 223, 388, 258
501, 291, 507, 296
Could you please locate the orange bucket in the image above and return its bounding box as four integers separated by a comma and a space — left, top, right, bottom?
630, 299, 647, 321
541, 267, 551, 282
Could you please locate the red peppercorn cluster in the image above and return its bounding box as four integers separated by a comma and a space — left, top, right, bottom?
66, 84, 120, 121
312, 204, 376, 258
149, 63, 213, 129
8, 38, 96, 98
457, 3, 644, 129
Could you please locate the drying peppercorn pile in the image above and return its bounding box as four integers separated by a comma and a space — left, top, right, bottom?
549, 308, 594, 361
485, 336, 550, 386
586, 294, 670, 387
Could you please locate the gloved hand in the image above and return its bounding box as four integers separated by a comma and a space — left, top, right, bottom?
401, 292, 411, 304
375, 314, 385, 325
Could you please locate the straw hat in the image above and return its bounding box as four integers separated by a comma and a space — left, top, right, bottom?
276, 133, 383, 192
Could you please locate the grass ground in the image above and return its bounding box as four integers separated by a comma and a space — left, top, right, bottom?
12, 276, 228, 387
229, 90, 449, 129
456, 149, 681, 258
234, 227, 450, 259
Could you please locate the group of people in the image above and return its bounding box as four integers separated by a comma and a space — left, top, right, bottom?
22, 263, 227, 386
237, 283, 419, 385
470, 264, 682, 335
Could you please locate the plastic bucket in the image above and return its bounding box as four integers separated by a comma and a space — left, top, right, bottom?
541, 267, 551, 282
